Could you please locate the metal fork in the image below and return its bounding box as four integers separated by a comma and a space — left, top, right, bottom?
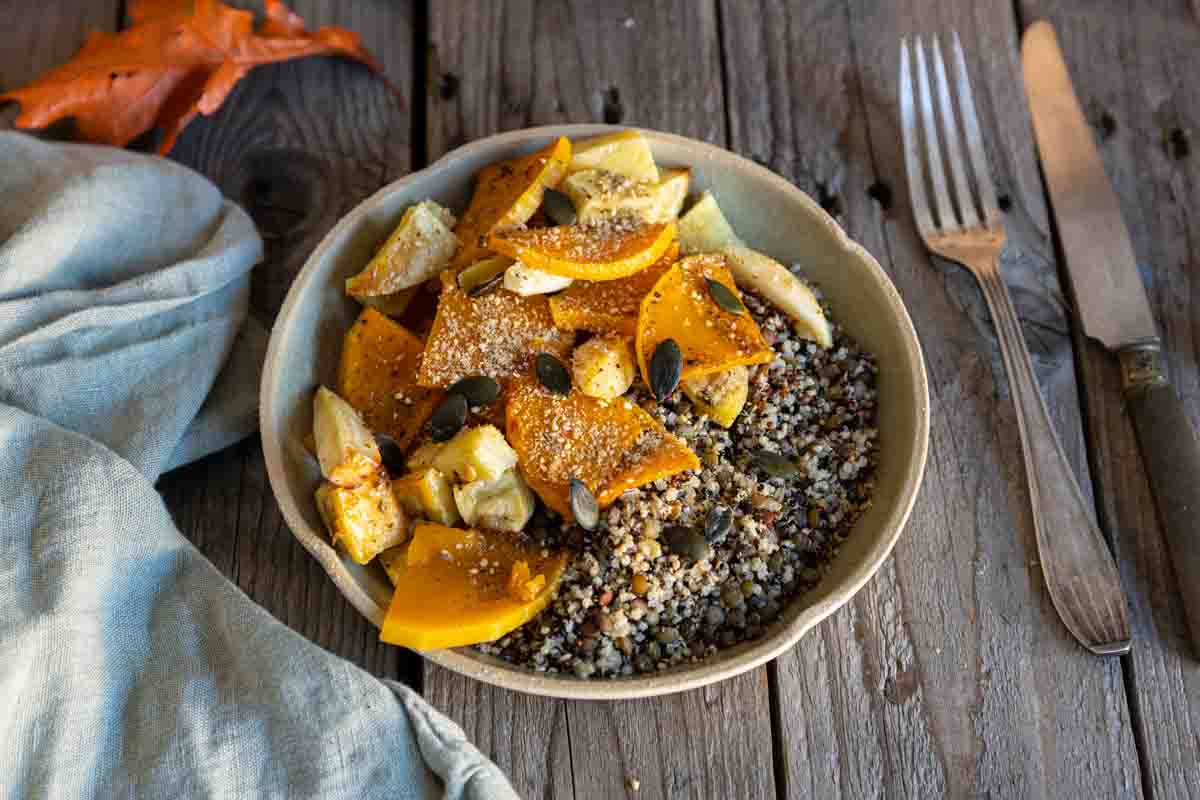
899, 34, 1131, 655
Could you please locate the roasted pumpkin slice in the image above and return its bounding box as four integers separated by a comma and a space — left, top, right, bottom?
488, 217, 676, 280
549, 242, 678, 336
450, 137, 572, 271
415, 282, 574, 388
636, 254, 774, 384
506, 378, 699, 519
338, 308, 444, 452
380, 522, 567, 651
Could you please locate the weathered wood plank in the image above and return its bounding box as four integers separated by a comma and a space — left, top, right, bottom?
426, 3, 774, 798
0, 0, 118, 128
1018, 2, 1200, 796
719, 0, 1140, 796
157, 0, 419, 683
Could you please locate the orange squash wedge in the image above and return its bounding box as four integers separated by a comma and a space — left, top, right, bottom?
549, 242, 678, 336
506, 378, 699, 520
415, 280, 574, 389
450, 137, 572, 271
487, 218, 676, 280
636, 254, 774, 384
380, 522, 567, 651
338, 308, 443, 451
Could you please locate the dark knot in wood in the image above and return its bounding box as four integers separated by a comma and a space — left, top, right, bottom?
233, 148, 329, 241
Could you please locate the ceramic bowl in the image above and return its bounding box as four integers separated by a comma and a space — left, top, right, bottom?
261, 124, 929, 700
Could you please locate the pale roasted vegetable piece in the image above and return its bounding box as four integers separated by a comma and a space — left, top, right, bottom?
677, 192, 833, 347
433, 424, 518, 483
378, 545, 409, 586
357, 286, 418, 317
393, 468, 461, 526
681, 365, 750, 428
571, 335, 636, 400
723, 246, 832, 348
406, 441, 444, 471
452, 468, 536, 532
676, 191, 743, 255
315, 473, 408, 565
503, 261, 575, 296
313, 385, 381, 487
568, 130, 659, 183
346, 201, 458, 297
564, 167, 689, 224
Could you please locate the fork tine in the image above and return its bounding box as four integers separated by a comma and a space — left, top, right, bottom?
951, 31, 1001, 226
914, 36, 958, 230
931, 35, 979, 229
899, 39, 935, 236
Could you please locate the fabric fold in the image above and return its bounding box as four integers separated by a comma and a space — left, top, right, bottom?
0, 132, 518, 799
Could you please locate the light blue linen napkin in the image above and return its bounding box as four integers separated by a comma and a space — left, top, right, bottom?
0, 132, 518, 799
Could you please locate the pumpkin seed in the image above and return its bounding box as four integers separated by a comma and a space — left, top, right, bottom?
535, 352, 571, 395
447, 375, 501, 406
663, 525, 713, 562
458, 257, 508, 296
704, 505, 733, 543
705, 277, 745, 315
752, 449, 800, 478
465, 271, 504, 297
569, 477, 599, 530
373, 432, 406, 475
542, 188, 577, 226
429, 393, 468, 441
648, 338, 682, 402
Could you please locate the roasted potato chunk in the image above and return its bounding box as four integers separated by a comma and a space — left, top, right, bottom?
393, 467, 461, 527
346, 201, 458, 297
682, 365, 750, 428
313, 385, 381, 487
433, 424, 518, 483
452, 468, 537, 532
572, 335, 636, 400
315, 472, 408, 565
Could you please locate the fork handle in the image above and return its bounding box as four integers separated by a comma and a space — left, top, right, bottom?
975, 263, 1132, 655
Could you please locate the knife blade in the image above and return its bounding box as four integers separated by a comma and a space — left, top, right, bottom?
1023, 20, 1200, 658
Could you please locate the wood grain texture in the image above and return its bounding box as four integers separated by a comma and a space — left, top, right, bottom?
156, 0, 419, 684
719, 0, 1140, 796
0, 0, 118, 128
1018, 1, 1200, 796
425, 3, 774, 799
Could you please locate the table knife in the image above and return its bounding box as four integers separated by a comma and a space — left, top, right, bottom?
1022, 20, 1200, 657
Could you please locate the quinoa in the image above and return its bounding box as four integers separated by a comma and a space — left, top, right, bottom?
476, 284, 880, 678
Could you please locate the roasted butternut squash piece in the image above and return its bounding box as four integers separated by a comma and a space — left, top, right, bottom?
380, 522, 567, 651
548, 242, 678, 336
488, 217, 676, 280
338, 308, 443, 452
636, 254, 774, 385
415, 281, 574, 388
506, 378, 699, 520
450, 137, 572, 271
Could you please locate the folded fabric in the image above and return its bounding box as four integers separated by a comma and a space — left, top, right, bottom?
0, 132, 518, 799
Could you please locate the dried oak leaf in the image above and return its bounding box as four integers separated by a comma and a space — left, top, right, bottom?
0, 0, 388, 154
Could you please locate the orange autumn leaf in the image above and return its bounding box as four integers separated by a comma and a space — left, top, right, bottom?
0, 0, 388, 154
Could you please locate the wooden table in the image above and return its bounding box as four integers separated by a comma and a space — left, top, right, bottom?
5, 1, 1199, 797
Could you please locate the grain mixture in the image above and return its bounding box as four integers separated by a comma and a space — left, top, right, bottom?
478, 287, 879, 677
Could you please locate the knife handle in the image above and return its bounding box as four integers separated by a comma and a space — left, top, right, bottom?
1121, 344, 1200, 657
